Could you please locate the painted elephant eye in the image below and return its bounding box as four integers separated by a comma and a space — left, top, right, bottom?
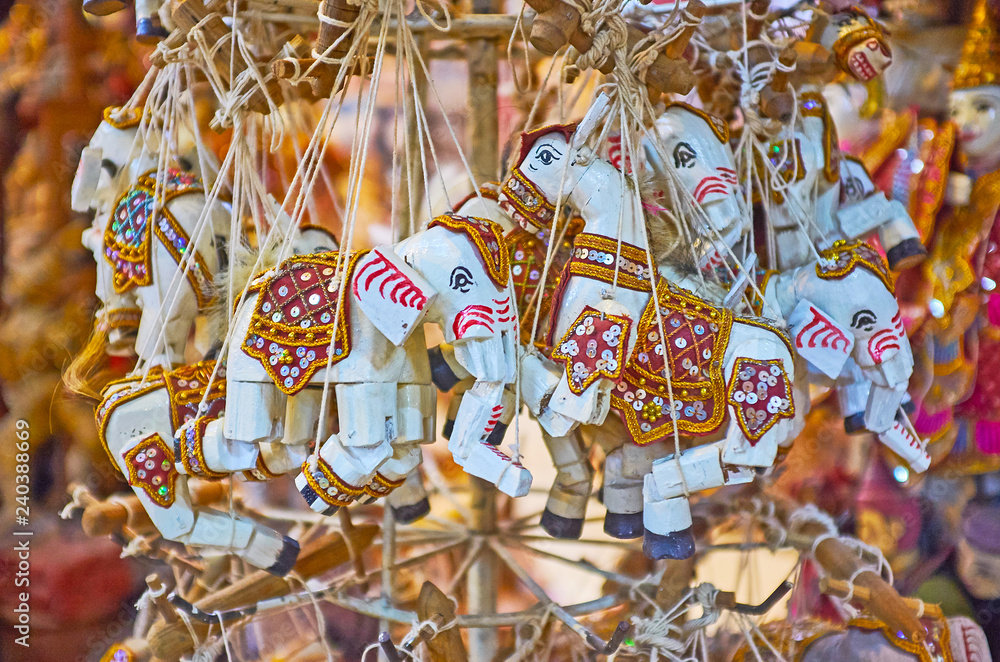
851, 309, 877, 332
450, 266, 475, 293
673, 142, 696, 169
101, 158, 118, 177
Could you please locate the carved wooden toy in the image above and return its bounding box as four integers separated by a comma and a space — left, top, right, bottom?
95, 359, 302, 575
71, 107, 230, 370
213, 214, 526, 521
651, 102, 927, 467
500, 105, 799, 560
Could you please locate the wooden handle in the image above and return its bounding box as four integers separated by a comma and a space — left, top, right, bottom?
82, 0, 128, 17
147, 575, 179, 623
663, 0, 705, 60
758, 48, 798, 121
820, 577, 944, 620
147, 524, 379, 661
813, 538, 925, 643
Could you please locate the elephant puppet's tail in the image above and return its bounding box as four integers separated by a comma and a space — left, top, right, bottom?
63, 323, 113, 401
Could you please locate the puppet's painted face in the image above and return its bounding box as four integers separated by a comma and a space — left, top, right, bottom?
827, 11, 892, 82
950, 86, 1000, 162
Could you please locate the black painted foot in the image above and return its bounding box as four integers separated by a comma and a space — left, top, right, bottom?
900, 397, 916, 416
392, 498, 431, 524
486, 421, 508, 446
540, 508, 584, 539
643, 527, 696, 560
428, 346, 461, 392
604, 511, 644, 539
296, 475, 342, 516
442, 418, 455, 440
886, 237, 926, 271
266, 535, 300, 576
844, 412, 867, 434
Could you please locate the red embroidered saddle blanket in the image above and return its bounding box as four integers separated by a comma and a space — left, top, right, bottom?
242, 252, 364, 396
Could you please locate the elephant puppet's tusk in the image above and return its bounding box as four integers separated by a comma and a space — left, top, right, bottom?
717, 580, 793, 616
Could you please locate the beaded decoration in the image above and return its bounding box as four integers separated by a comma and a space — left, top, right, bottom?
243, 251, 364, 395
100, 643, 136, 662
500, 167, 559, 231
242, 454, 281, 482
565, 233, 653, 293
175, 414, 226, 479
816, 239, 894, 294
364, 472, 406, 499
103, 169, 212, 308
164, 360, 227, 432
507, 226, 577, 343
124, 434, 177, 508
726, 358, 794, 444
428, 213, 510, 288
301, 454, 365, 509
551, 306, 632, 395
847, 616, 951, 662
611, 280, 734, 445
757, 137, 806, 205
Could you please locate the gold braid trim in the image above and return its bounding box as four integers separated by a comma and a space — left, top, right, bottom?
302, 456, 364, 508
364, 472, 406, 499
96, 370, 167, 472
566, 233, 654, 293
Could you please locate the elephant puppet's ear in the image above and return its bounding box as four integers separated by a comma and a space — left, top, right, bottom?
353, 247, 438, 346
72, 146, 103, 212
787, 299, 855, 379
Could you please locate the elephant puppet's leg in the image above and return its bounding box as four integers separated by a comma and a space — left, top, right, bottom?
387, 471, 431, 524
539, 430, 593, 540
448, 380, 531, 498
377, 384, 436, 523
251, 389, 324, 478
837, 359, 870, 434
117, 433, 298, 575
442, 379, 473, 440
295, 382, 396, 515
878, 214, 926, 271
223, 381, 287, 445
602, 436, 662, 540
135, 0, 168, 42
184, 510, 299, 576
644, 442, 755, 560
486, 386, 517, 446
